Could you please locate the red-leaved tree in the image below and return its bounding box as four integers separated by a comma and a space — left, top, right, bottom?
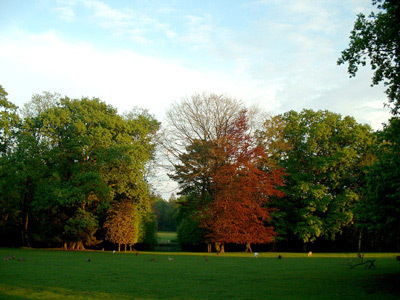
200, 110, 285, 252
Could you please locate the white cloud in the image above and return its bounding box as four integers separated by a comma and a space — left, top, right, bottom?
0, 30, 279, 118
53, 6, 75, 21
53, 0, 77, 21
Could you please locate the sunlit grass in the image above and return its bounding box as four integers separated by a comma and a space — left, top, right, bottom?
0, 248, 399, 299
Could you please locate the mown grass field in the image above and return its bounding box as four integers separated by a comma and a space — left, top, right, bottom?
0, 248, 399, 300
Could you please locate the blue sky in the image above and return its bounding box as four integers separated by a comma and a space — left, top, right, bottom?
0, 0, 390, 131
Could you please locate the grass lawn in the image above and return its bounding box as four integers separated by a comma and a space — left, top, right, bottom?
157, 232, 177, 244
0, 248, 399, 300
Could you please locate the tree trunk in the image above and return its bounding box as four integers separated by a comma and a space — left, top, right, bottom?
245, 242, 252, 253
69, 241, 77, 250
76, 241, 85, 250
23, 212, 30, 247
124, 244, 127, 252
118, 243, 121, 252
357, 228, 363, 254
215, 242, 221, 253
21, 177, 33, 247
220, 244, 225, 253
207, 244, 212, 253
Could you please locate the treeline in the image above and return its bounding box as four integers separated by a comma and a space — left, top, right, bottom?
0, 86, 399, 252
164, 94, 399, 252
0, 87, 160, 250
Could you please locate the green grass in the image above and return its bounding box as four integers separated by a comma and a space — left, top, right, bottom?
157, 232, 177, 244
0, 248, 399, 299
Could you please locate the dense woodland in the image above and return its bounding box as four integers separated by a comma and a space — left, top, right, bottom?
0, 0, 399, 252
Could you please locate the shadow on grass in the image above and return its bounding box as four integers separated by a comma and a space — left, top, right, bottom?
366, 272, 400, 297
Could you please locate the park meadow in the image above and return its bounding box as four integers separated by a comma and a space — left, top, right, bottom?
1, 247, 399, 300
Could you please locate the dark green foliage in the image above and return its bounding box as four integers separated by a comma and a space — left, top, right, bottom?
153, 197, 178, 232
359, 117, 400, 249
338, 0, 400, 251
177, 216, 206, 250
137, 212, 158, 250
338, 0, 400, 114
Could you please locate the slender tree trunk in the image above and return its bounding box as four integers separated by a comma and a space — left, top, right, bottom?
245, 242, 252, 253
357, 228, 363, 254
124, 244, 127, 252
118, 243, 121, 252
24, 213, 30, 247
21, 177, 33, 247
221, 244, 225, 253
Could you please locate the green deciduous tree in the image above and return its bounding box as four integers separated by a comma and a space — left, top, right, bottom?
359, 117, 400, 250
259, 109, 376, 249
0, 88, 160, 248
338, 0, 400, 114
339, 0, 400, 251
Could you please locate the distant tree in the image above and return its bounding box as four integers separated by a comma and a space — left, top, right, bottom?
137, 212, 158, 250
104, 201, 138, 252
338, 0, 400, 114
259, 110, 376, 249
177, 215, 206, 251
153, 197, 178, 232
200, 111, 284, 252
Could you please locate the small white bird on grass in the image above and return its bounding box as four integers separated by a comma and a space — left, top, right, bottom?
254, 252, 259, 258
168, 256, 174, 261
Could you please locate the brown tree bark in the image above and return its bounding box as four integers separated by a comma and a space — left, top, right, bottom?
246, 242, 252, 253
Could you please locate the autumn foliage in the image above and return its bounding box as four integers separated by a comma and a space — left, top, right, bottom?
104, 201, 138, 252
199, 111, 285, 251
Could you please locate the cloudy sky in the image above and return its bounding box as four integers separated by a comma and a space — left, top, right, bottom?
0, 0, 391, 130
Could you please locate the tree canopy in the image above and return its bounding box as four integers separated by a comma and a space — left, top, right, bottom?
338, 0, 400, 114
258, 109, 376, 247
200, 111, 284, 252
0, 88, 160, 249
